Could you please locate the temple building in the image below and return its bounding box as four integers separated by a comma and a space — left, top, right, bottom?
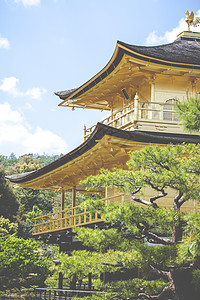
7, 20, 200, 250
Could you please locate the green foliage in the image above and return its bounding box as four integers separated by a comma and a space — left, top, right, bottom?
49, 248, 142, 283
16, 189, 54, 216
0, 166, 19, 220
19, 205, 43, 238
36, 153, 63, 167
0, 216, 18, 240
177, 213, 200, 262
101, 278, 168, 300
74, 227, 125, 252
82, 144, 200, 205
77, 144, 200, 299
0, 153, 17, 169
1, 153, 63, 173
79, 198, 105, 214
16, 189, 54, 238
192, 269, 200, 292
176, 96, 200, 132
0, 236, 51, 289
6, 154, 41, 175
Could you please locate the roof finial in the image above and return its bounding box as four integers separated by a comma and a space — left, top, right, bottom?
185, 10, 200, 31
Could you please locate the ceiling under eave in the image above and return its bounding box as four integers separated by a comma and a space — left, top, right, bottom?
7, 123, 200, 191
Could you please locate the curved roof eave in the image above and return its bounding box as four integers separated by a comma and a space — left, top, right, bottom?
55, 38, 200, 104
56, 42, 124, 104
7, 123, 200, 185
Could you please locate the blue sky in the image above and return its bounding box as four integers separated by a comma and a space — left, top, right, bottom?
0, 0, 200, 157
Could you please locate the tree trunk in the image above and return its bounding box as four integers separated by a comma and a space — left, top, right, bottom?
172, 211, 183, 244
170, 268, 197, 300
140, 266, 199, 300
172, 223, 183, 244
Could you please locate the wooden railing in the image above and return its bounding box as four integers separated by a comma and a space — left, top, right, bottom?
34, 288, 105, 299
83, 100, 179, 141
33, 193, 197, 235
33, 193, 125, 235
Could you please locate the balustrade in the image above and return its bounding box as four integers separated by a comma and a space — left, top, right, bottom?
33, 192, 197, 235
83, 100, 179, 141
33, 193, 125, 235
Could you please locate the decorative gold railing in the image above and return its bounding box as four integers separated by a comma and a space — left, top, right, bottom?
33, 193, 197, 235
33, 193, 125, 235
83, 100, 179, 141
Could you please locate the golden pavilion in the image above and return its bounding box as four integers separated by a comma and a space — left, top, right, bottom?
7, 17, 200, 249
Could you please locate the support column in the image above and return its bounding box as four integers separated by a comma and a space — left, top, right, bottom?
61, 190, 65, 228
58, 272, 63, 289
72, 186, 76, 225
61, 190, 65, 211
150, 76, 156, 120
191, 79, 197, 97
105, 187, 108, 205
134, 92, 139, 120
72, 186, 76, 208
83, 124, 86, 141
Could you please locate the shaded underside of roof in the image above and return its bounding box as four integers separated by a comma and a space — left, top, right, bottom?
7, 123, 200, 185
55, 37, 200, 101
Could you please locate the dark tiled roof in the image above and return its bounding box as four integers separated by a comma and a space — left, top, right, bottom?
7, 123, 200, 184
6, 171, 35, 181
119, 38, 200, 65
55, 37, 200, 100
55, 88, 76, 98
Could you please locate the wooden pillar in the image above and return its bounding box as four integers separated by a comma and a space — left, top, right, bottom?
105, 187, 108, 198
72, 186, 76, 208
105, 187, 108, 205
88, 273, 92, 290
61, 190, 65, 229
83, 124, 86, 141
70, 274, 76, 290
61, 190, 65, 211
150, 76, 156, 120
134, 93, 139, 120
58, 272, 63, 289
72, 186, 76, 226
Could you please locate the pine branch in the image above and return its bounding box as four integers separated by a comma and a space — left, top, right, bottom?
102, 262, 124, 267
138, 284, 173, 299
149, 192, 167, 204
173, 191, 183, 210
146, 166, 160, 173
130, 192, 159, 208
159, 162, 170, 170
150, 265, 171, 280
137, 222, 174, 245
146, 232, 174, 245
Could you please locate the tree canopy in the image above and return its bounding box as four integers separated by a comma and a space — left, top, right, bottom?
0, 166, 19, 220
176, 95, 200, 132
63, 143, 200, 300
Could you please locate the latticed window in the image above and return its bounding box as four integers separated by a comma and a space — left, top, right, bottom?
163, 99, 178, 121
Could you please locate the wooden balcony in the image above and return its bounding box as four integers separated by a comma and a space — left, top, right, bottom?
33, 193, 197, 236
83, 99, 181, 141
33, 193, 125, 235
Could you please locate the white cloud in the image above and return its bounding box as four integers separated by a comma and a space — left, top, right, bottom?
0, 76, 47, 99
0, 102, 23, 123
0, 103, 68, 156
26, 87, 47, 99
146, 10, 200, 45
14, 0, 40, 7
22, 127, 67, 154
0, 36, 10, 49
